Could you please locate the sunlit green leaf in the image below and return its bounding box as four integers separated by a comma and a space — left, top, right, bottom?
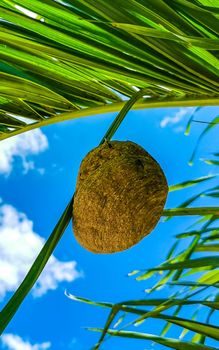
89, 328, 216, 349
168, 175, 216, 192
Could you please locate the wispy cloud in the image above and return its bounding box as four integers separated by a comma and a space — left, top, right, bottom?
160, 107, 192, 130
0, 129, 48, 175
1, 333, 51, 350
0, 203, 81, 299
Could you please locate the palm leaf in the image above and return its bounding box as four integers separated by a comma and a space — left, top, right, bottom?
168, 175, 217, 192
89, 328, 215, 349
73, 178, 219, 348
0, 197, 74, 334
1, 1, 219, 348
0, 0, 219, 140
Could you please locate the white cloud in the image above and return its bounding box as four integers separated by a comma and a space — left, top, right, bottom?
1, 333, 51, 350
160, 107, 192, 128
0, 129, 48, 175
0, 203, 81, 299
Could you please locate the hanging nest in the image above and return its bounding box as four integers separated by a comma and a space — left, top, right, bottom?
72, 141, 168, 253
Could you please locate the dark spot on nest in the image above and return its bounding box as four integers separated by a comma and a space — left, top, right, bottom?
135, 159, 144, 169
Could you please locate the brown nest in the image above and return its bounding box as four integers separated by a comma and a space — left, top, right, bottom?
72, 141, 168, 253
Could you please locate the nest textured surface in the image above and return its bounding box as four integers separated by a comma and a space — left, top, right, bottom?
73, 141, 168, 253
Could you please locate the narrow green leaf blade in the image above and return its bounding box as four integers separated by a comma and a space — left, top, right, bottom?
0, 197, 74, 334
89, 328, 215, 350
168, 175, 216, 192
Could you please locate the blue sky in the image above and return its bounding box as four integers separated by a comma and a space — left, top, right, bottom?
0, 106, 218, 350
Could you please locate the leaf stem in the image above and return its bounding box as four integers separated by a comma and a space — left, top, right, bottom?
0, 198, 74, 334
1, 96, 219, 141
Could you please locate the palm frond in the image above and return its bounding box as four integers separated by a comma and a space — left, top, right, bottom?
1, 1, 219, 348
0, 0, 219, 140
69, 164, 219, 349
